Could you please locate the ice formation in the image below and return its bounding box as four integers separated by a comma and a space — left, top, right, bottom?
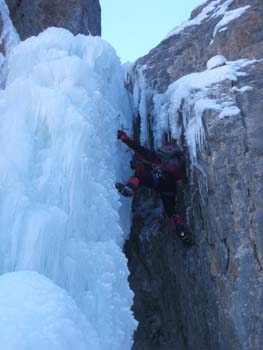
132, 65, 149, 145
152, 59, 258, 163
0, 0, 19, 55
0, 271, 100, 350
129, 56, 257, 162
0, 26, 136, 350
0, 0, 19, 85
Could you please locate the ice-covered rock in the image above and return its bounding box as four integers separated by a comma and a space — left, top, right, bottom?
213, 5, 250, 38
128, 1, 263, 350
152, 58, 254, 161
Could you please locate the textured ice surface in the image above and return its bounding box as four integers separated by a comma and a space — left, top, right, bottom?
0, 27, 135, 350
0, 271, 101, 350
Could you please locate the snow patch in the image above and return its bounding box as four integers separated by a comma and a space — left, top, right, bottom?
167, 0, 221, 37
219, 105, 240, 119
211, 0, 235, 18
213, 5, 250, 38
207, 55, 227, 70
232, 85, 253, 94
219, 27, 228, 32
167, 0, 250, 42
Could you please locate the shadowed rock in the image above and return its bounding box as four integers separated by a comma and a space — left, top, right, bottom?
5, 0, 101, 40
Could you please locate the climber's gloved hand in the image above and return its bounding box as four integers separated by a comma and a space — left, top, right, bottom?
117, 130, 129, 141
117, 130, 125, 139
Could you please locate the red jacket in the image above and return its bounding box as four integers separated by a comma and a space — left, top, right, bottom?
120, 133, 185, 181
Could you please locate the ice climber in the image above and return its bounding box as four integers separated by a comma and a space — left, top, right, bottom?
116, 130, 191, 244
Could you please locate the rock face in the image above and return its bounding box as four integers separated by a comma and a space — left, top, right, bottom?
5, 0, 101, 40
135, 0, 262, 93
126, 1, 263, 349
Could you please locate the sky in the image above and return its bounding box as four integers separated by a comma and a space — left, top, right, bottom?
99, 0, 205, 63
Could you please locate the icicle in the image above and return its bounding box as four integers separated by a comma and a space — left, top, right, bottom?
152, 58, 257, 167
0, 0, 20, 86
0, 0, 19, 54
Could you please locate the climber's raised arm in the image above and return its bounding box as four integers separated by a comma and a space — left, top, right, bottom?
117, 130, 158, 163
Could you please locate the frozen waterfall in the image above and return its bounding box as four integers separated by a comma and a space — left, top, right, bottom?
0, 25, 136, 350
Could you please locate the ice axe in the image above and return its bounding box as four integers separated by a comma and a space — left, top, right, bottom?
117, 114, 129, 132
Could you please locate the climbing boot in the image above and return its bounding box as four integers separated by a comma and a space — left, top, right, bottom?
115, 182, 134, 197
169, 214, 194, 245
177, 229, 194, 245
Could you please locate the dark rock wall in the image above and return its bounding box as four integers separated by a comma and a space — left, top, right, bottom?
126, 1, 263, 349
5, 0, 101, 40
